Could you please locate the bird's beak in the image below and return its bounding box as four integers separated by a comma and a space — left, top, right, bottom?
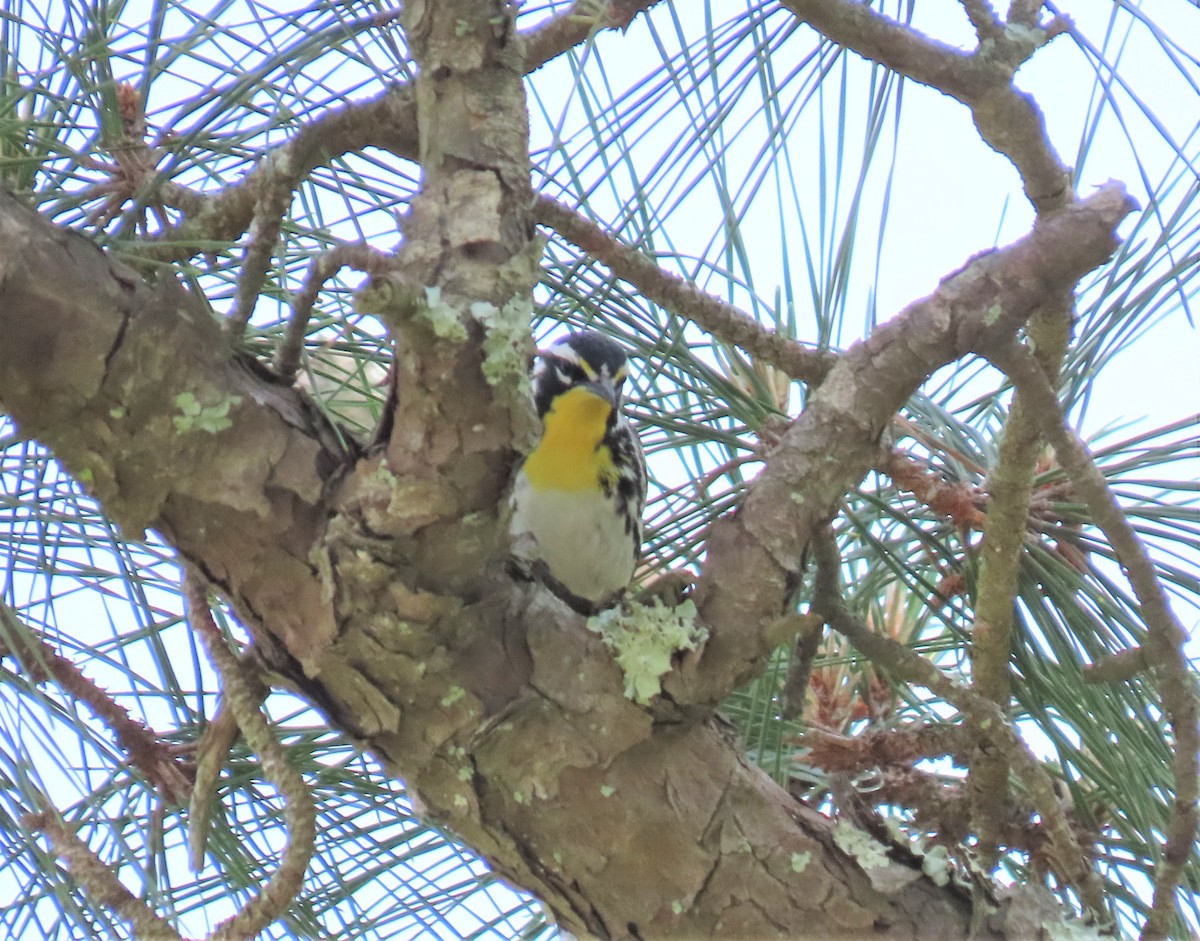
582, 377, 619, 410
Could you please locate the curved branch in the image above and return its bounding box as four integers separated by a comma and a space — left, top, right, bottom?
986, 342, 1199, 941
781, 0, 1073, 212
144, 85, 420, 262
186, 576, 317, 941
673, 182, 1136, 707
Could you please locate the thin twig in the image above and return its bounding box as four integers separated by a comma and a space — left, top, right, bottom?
809, 528, 1110, 919
968, 302, 1072, 868
275, 242, 396, 380
183, 575, 316, 940
226, 168, 295, 342
780, 614, 825, 720
534, 194, 836, 386
22, 798, 184, 940
986, 343, 1199, 940
0, 603, 192, 805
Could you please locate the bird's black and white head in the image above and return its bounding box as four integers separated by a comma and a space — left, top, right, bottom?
531, 332, 631, 419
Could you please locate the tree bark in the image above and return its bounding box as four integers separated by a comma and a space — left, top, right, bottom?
0, 175, 1133, 940
0, 1, 1137, 934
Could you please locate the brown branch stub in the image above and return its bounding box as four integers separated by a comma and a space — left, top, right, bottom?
959, 0, 1004, 42
1082, 646, 1148, 684
675, 183, 1135, 709
534, 194, 836, 385
522, 0, 666, 72
1006, 0, 1044, 28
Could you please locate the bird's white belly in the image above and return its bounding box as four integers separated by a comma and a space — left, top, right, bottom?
510, 479, 634, 602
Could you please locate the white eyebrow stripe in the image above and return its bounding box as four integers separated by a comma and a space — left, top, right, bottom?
545, 344, 600, 380
540, 338, 629, 383
543, 343, 580, 366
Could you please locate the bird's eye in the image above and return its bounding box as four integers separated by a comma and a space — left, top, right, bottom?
555, 363, 587, 386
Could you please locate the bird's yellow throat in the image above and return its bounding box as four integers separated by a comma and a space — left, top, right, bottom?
522, 386, 616, 492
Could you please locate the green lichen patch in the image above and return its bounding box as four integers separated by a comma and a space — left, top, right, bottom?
418, 285, 468, 341
587, 599, 707, 705
172, 391, 241, 434
472, 294, 533, 391
832, 822, 890, 871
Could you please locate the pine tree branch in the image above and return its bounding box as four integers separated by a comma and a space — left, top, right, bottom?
780, 0, 1073, 212
534, 194, 836, 385
137, 2, 665, 264
675, 182, 1136, 708
809, 528, 1110, 919
0, 603, 192, 805
986, 341, 1199, 941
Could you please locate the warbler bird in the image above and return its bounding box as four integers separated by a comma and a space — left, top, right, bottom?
510, 332, 647, 609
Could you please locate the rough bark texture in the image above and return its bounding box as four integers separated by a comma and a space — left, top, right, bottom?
0, 3, 1139, 936
0, 176, 1132, 940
